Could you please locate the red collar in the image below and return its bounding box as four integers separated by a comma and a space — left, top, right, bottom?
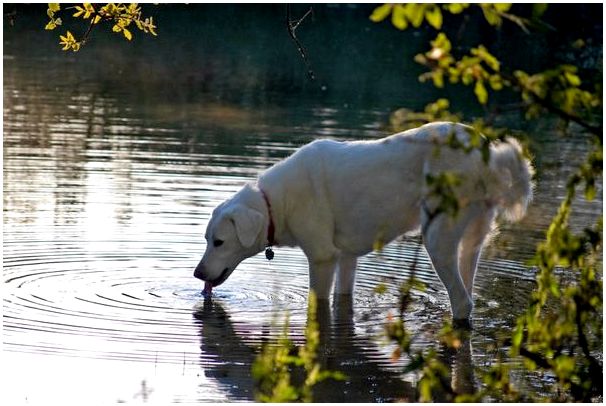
260, 189, 276, 247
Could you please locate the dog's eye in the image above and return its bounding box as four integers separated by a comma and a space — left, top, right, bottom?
213, 239, 224, 247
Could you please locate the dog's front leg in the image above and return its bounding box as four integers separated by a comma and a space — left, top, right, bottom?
335, 255, 358, 296
308, 258, 338, 301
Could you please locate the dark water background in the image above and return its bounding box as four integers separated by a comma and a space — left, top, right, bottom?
3, 4, 602, 403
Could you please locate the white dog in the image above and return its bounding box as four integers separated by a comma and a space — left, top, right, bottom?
194, 122, 533, 322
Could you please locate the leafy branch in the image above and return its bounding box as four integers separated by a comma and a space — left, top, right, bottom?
45, 3, 157, 52
252, 292, 345, 402
370, 3, 603, 402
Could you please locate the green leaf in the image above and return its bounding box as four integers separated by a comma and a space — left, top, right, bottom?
369, 4, 392, 23
481, 5, 501, 26
391, 5, 408, 30
512, 324, 524, 348
585, 183, 596, 200
405, 4, 425, 28
474, 80, 488, 104
494, 3, 512, 12
532, 3, 548, 19
474, 45, 500, 71
432, 71, 444, 88
564, 71, 581, 86
425, 5, 443, 29
374, 283, 388, 295
444, 3, 468, 14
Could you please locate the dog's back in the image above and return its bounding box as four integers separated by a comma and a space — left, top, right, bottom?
416, 122, 533, 222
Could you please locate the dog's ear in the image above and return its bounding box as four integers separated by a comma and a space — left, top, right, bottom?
228, 205, 264, 248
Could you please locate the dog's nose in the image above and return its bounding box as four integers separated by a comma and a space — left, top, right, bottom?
193, 262, 206, 280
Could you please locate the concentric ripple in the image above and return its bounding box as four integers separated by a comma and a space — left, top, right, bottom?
6, 46, 600, 403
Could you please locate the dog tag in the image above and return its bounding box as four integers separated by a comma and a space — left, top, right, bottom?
265, 247, 274, 261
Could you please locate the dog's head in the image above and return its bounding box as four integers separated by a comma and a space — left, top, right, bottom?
194, 186, 266, 288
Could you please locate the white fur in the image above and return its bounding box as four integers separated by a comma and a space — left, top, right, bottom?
194, 122, 533, 321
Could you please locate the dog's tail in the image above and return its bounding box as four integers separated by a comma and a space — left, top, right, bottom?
490, 137, 534, 222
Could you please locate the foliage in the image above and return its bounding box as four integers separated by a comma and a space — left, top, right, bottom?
252, 292, 345, 402
371, 2, 602, 402
45, 3, 157, 52
511, 157, 602, 402
384, 275, 470, 402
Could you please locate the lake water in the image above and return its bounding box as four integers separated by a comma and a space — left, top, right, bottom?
3, 5, 602, 403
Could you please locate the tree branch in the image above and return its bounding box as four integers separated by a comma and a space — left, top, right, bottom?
286, 4, 315, 81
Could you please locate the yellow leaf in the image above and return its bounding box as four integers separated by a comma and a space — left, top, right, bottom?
425, 5, 443, 29
148, 17, 158, 36
93, 15, 101, 24
444, 3, 468, 14
405, 4, 425, 28
112, 24, 122, 32
474, 80, 488, 104
83, 3, 95, 18
73, 7, 85, 18
494, 3, 512, 12
391, 5, 408, 30
45, 20, 56, 30
123, 28, 132, 40
48, 3, 60, 12
369, 4, 392, 23
59, 34, 71, 51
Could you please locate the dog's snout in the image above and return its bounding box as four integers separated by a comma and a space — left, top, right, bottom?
193, 262, 206, 280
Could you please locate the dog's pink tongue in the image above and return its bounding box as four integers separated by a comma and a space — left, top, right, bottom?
202, 282, 213, 297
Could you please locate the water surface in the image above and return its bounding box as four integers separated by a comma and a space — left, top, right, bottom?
3, 5, 602, 403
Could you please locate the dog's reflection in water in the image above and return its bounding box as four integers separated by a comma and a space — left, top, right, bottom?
193, 296, 475, 402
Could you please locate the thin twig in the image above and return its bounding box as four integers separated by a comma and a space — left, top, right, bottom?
80, 18, 97, 45
286, 4, 316, 81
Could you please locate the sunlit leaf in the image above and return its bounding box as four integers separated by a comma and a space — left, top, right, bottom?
405, 3, 425, 28
432, 71, 444, 88
443, 3, 468, 14
474, 80, 488, 104
425, 5, 443, 29
48, 3, 60, 12
564, 71, 581, 86
123, 28, 133, 40
369, 4, 392, 23
481, 5, 502, 26
391, 4, 408, 30
494, 3, 512, 12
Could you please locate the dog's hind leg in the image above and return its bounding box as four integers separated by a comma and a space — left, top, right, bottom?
459, 204, 496, 296
335, 254, 357, 296
422, 210, 474, 321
